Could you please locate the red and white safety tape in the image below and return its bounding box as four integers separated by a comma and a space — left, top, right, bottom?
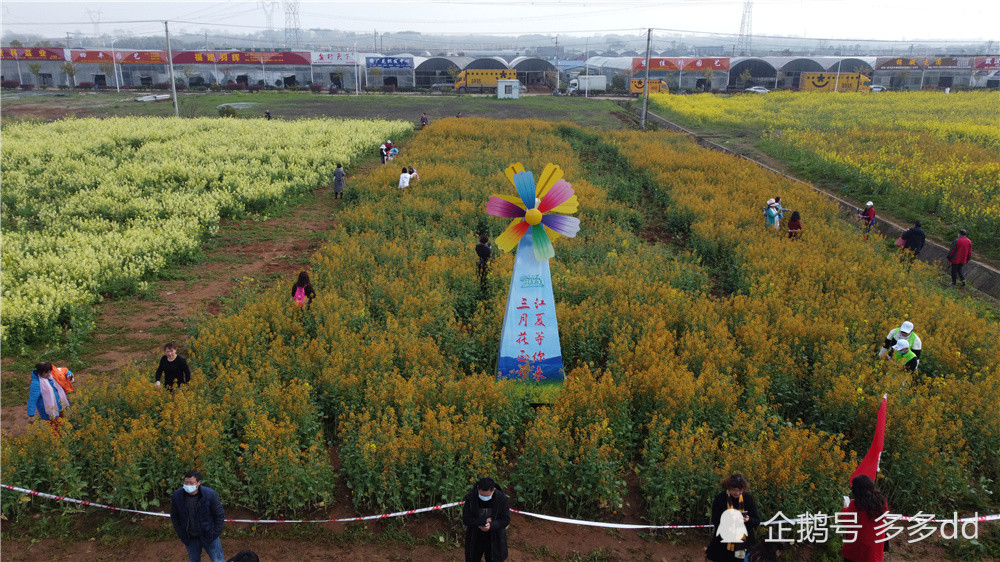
3, 484, 999, 528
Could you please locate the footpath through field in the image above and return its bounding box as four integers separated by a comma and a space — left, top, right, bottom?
638, 106, 1000, 301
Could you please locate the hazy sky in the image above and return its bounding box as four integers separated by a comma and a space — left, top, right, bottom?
2, 0, 997, 45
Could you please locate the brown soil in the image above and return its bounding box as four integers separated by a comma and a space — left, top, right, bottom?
0, 507, 961, 561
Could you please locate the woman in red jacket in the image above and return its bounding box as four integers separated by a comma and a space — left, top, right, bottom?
841, 475, 889, 562
946, 229, 972, 286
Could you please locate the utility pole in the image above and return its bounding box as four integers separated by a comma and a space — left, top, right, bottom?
641, 28, 652, 131
164, 21, 179, 117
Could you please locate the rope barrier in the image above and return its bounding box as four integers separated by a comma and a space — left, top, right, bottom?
3, 483, 999, 528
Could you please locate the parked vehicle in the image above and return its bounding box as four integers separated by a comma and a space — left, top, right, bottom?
454, 69, 517, 93
870, 85, 888, 92
744, 86, 770, 94
799, 72, 872, 92
567, 75, 607, 95
630, 78, 663, 96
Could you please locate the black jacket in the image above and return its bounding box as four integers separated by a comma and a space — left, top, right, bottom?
171, 485, 225, 547
462, 481, 510, 562
901, 227, 926, 254
706, 491, 760, 561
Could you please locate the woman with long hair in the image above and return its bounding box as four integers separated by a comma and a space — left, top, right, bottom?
841, 475, 889, 562
291, 271, 316, 307
706, 473, 761, 561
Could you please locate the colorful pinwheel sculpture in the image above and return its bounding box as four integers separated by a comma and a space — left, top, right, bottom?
487, 162, 581, 261
488, 163, 581, 391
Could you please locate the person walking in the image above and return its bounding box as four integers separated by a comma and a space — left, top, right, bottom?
333, 163, 346, 199
155, 342, 192, 388
291, 271, 316, 307
946, 229, 972, 286
841, 475, 889, 562
786, 210, 802, 239
27, 362, 70, 429
462, 477, 510, 562
706, 473, 760, 562
397, 167, 412, 191
859, 201, 876, 240
379, 142, 389, 164
264, 109, 271, 120
878, 321, 922, 363
170, 470, 226, 562
420, 112, 429, 127
476, 234, 492, 290
899, 220, 926, 257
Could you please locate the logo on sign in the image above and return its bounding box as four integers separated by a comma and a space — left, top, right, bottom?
519, 275, 545, 288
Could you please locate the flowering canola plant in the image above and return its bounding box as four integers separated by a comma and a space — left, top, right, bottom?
0, 116, 412, 349
3, 118, 999, 534
648, 90, 1000, 254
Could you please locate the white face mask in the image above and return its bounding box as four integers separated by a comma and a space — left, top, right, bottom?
183, 484, 199, 494
478, 494, 492, 502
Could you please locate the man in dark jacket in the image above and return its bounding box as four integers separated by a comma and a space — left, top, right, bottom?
946, 229, 972, 286
900, 220, 926, 257
462, 477, 510, 562
170, 470, 226, 562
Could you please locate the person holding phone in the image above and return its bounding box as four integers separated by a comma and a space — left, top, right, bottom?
462, 477, 510, 562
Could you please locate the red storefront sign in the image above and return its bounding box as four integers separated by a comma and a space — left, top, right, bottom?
974, 56, 1000, 69
632, 57, 680, 71
681, 58, 730, 71
171, 51, 311, 65
71, 50, 114, 63
1, 47, 66, 61
119, 51, 168, 64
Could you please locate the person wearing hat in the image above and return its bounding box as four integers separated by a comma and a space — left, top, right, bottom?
764, 199, 780, 230
859, 201, 876, 240
878, 321, 922, 364
888, 339, 918, 372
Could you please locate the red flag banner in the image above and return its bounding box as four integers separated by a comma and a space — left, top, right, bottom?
851, 394, 887, 484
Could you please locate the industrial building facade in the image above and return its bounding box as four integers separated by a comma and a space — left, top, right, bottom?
2, 47, 998, 91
